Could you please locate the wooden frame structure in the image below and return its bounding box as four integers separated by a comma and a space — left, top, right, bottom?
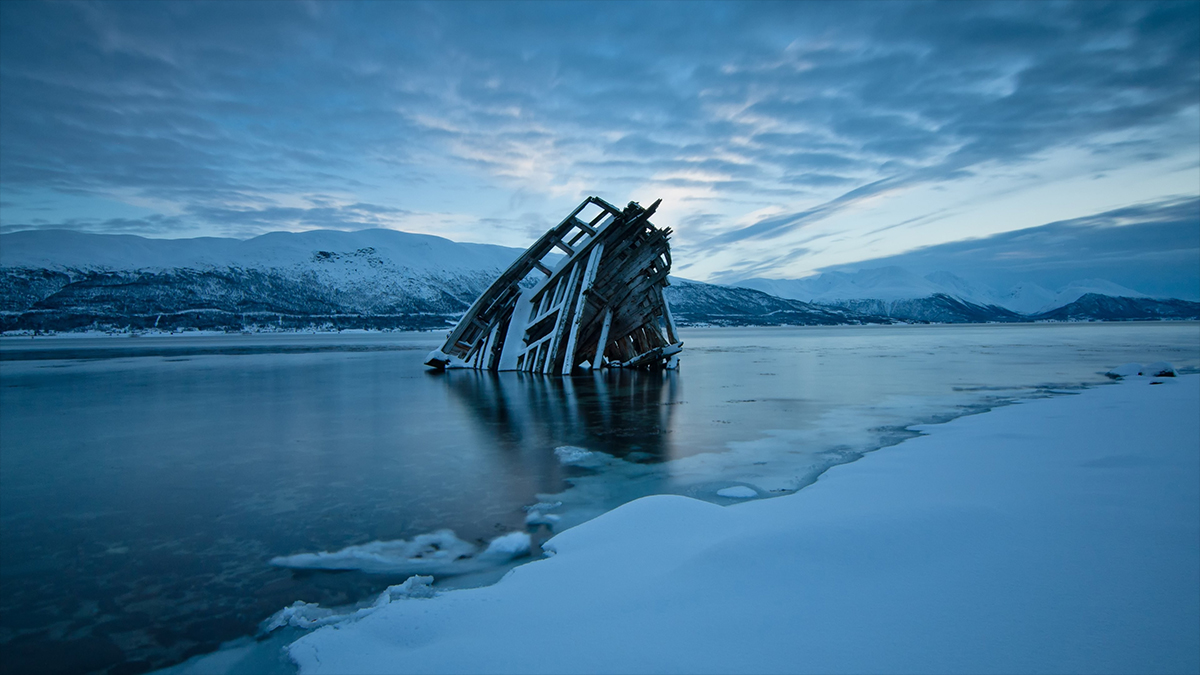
425, 197, 681, 374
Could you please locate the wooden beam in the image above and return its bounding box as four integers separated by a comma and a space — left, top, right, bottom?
551, 236, 575, 256
575, 219, 597, 236
541, 259, 584, 374
592, 306, 613, 370
561, 243, 604, 375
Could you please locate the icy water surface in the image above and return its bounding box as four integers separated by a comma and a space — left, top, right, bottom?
1, 323, 1198, 675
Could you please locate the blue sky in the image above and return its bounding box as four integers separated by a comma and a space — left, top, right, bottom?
1, 1, 1197, 293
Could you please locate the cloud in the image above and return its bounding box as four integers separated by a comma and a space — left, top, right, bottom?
0, 213, 188, 236
0, 201, 415, 237
796, 195, 1200, 299
0, 0, 1195, 283
699, 176, 904, 246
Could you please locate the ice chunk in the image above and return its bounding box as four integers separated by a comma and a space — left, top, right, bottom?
1146, 361, 1176, 377
525, 510, 561, 526
478, 532, 531, 561
1106, 363, 1144, 379
269, 529, 476, 574
424, 349, 451, 368
262, 575, 436, 636
262, 601, 340, 632
373, 575, 436, 606
716, 486, 758, 499
554, 445, 603, 467
1107, 362, 1178, 379
525, 501, 563, 527
270, 530, 529, 576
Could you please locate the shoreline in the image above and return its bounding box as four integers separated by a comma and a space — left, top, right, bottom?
2, 318, 1199, 343
287, 373, 1200, 674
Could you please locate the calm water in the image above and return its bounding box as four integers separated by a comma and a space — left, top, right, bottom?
1, 323, 1198, 675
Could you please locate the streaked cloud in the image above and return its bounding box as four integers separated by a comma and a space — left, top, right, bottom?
0, 1, 1196, 286
802, 196, 1200, 300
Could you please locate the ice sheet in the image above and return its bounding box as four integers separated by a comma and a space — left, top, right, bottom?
289, 375, 1200, 674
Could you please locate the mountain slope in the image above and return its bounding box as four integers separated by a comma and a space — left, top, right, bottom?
738, 267, 950, 304
1032, 294, 1200, 322
0, 230, 524, 332
0, 228, 521, 274
0, 230, 883, 333
663, 279, 886, 326
734, 266, 1190, 321
3, 230, 1195, 333
823, 294, 1026, 323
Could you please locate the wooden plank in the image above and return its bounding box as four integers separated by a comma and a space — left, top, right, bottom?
560, 243, 604, 375
620, 342, 683, 369
541, 260, 584, 374
551, 236, 575, 256
518, 328, 556, 357
567, 229, 590, 247
573, 217, 597, 236
483, 321, 501, 370
592, 306, 613, 369
660, 287, 680, 344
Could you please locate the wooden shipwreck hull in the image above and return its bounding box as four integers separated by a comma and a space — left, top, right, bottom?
425, 197, 681, 374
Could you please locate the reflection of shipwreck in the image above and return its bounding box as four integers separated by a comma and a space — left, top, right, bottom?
426, 197, 681, 374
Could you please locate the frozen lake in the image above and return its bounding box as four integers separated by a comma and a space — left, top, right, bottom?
2, 323, 1198, 675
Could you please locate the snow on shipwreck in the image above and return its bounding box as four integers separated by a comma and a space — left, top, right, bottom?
425, 197, 682, 374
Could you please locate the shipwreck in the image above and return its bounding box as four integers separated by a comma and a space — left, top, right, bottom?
425, 196, 681, 374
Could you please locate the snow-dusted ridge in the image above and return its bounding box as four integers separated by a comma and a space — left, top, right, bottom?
0, 229, 884, 332
0, 229, 527, 332
2, 230, 1197, 332
0, 228, 522, 274
735, 266, 1152, 314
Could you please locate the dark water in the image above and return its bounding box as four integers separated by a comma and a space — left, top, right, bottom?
1, 323, 1197, 675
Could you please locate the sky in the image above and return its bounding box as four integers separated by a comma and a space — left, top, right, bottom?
0, 0, 1197, 293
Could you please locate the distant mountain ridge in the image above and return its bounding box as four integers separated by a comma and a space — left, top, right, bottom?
0, 229, 868, 332
1, 229, 522, 332
1, 230, 1196, 333
733, 266, 1194, 323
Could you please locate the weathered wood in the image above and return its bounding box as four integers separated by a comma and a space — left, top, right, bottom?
425, 196, 679, 373
561, 243, 604, 375
592, 306, 613, 369
541, 259, 584, 374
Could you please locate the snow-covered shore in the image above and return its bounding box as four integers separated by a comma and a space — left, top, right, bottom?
288, 373, 1199, 674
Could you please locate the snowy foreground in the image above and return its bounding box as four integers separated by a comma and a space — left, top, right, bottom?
289, 375, 1199, 674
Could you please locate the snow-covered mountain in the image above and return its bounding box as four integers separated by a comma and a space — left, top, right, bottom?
0, 229, 528, 332
734, 266, 1182, 321
1034, 294, 1200, 322
662, 279, 885, 327
742, 267, 948, 304
992, 282, 1058, 315
2, 230, 1195, 333
735, 267, 1021, 322
0, 228, 521, 274
0, 229, 880, 332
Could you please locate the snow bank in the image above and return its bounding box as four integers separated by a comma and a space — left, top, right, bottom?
270, 530, 530, 576
289, 376, 1200, 674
